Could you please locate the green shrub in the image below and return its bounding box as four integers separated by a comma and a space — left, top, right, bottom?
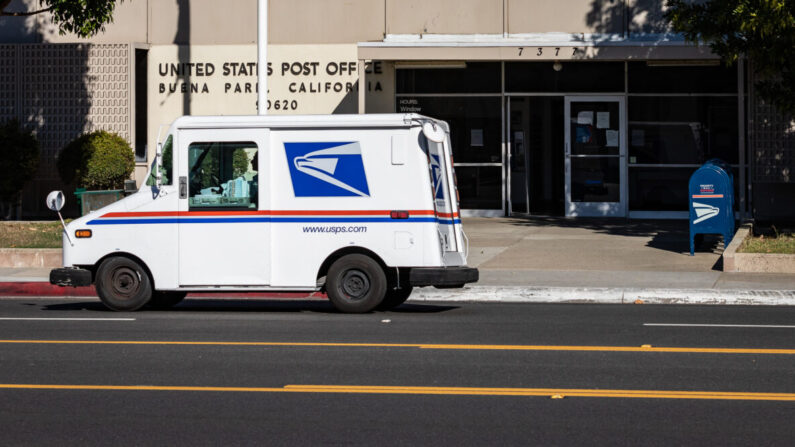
0, 119, 40, 202
57, 130, 134, 190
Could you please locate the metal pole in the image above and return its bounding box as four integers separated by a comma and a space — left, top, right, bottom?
258, 0, 268, 115
358, 59, 365, 114
737, 58, 747, 217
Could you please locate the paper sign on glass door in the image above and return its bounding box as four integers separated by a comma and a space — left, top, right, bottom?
596, 112, 610, 129
605, 130, 619, 147
577, 111, 593, 125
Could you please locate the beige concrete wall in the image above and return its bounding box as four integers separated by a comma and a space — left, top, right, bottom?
628, 0, 670, 34
0, 0, 37, 42
508, 0, 624, 34
3, 0, 680, 46
269, 0, 385, 44
149, 0, 257, 45
386, 0, 503, 34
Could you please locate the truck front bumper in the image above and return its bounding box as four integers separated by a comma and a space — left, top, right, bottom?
50, 267, 92, 287
409, 266, 479, 288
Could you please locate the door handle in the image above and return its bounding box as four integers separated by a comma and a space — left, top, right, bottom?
179, 176, 187, 199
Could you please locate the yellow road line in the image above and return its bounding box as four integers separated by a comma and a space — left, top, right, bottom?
0, 339, 793, 355
0, 383, 793, 401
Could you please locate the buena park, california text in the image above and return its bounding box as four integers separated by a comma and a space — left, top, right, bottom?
158, 61, 384, 96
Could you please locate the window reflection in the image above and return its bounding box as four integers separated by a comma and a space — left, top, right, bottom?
188, 142, 258, 209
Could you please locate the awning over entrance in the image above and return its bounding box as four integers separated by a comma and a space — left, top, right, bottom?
357, 33, 716, 62
355, 33, 718, 112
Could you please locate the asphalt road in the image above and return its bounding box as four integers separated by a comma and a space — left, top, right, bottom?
0, 297, 793, 446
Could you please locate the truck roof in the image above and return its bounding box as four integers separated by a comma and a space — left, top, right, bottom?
171, 113, 438, 129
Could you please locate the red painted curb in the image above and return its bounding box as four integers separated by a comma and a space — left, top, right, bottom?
0, 282, 96, 296
0, 282, 327, 299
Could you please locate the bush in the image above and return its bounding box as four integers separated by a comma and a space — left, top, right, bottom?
0, 119, 40, 202
57, 130, 135, 190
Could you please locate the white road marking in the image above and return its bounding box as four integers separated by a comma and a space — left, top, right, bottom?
644, 323, 795, 329
0, 317, 135, 321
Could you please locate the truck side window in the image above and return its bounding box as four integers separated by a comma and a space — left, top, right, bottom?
187, 141, 258, 210
146, 135, 174, 186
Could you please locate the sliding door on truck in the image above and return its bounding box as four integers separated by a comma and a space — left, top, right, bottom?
176, 128, 270, 287
425, 135, 462, 253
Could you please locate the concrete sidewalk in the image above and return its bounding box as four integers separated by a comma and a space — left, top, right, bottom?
1, 217, 794, 304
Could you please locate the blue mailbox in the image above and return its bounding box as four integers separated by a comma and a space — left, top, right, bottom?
689, 159, 734, 255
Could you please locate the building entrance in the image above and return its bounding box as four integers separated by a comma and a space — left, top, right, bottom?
508, 97, 565, 215
564, 96, 627, 217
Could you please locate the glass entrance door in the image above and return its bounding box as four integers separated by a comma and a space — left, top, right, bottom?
508, 96, 565, 215
564, 96, 626, 217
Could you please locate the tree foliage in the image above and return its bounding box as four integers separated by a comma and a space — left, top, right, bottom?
666, 0, 795, 114
57, 130, 134, 190
0, 119, 40, 202
0, 0, 122, 38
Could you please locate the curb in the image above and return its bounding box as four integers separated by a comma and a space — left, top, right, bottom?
408, 286, 795, 306
0, 282, 326, 299
1, 282, 794, 306
0, 249, 62, 268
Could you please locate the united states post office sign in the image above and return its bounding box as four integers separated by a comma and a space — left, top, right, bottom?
148, 44, 392, 117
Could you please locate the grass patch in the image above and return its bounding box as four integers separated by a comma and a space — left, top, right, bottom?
0, 221, 66, 248
739, 232, 795, 254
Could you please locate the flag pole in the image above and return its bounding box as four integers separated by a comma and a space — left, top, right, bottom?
257, 0, 268, 115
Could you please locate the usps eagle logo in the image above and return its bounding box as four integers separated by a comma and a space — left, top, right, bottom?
430, 154, 444, 200
692, 202, 719, 224
284, 142, 370, 197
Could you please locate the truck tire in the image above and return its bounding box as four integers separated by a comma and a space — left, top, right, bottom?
378, 286, 413, 310
95, 257, 153, 311
148, 291, 187, 309
326, 254, 386, 313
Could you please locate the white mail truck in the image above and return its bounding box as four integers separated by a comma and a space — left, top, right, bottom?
49, 114, 478, 313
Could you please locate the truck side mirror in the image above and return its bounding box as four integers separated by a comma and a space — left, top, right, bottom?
46, 190, 72, 246
46, 190, 65, 211
155, 142, 163, 187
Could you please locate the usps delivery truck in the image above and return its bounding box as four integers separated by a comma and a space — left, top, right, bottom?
48, 114, 478, 313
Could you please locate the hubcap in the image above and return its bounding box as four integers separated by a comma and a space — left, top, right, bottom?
110, 267, 140, 299
341, 269, 370, 300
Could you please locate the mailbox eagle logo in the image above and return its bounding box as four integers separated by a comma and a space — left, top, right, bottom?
692, 202, 719, 224
284, 142, 370, 197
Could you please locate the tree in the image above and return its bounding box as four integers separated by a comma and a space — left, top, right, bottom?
666, 0, 795, 115
57, 130, 134, 190
0, 0, 122, 38
0, 119, 40, 219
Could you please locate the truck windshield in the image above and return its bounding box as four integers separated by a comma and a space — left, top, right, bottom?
146, 135, 173, 186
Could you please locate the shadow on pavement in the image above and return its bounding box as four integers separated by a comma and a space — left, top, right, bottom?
41, 299, 459, 314
504, 216, 724, 256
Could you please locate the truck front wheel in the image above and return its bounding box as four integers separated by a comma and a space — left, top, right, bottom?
95, 257, 153, 311
326, 254, 386, 313
378, 286, 413, 310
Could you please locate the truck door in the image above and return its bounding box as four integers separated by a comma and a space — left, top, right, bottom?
425, 133, 462, 254
176, 128, 270, 287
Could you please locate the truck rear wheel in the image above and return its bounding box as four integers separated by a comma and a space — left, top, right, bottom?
95, 257, 152, 311
326, 254, 386, 313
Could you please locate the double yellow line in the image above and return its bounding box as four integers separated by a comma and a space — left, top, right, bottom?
1, 384, 793, 401
1, 339, 794, 355
2, 339, 793, 401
